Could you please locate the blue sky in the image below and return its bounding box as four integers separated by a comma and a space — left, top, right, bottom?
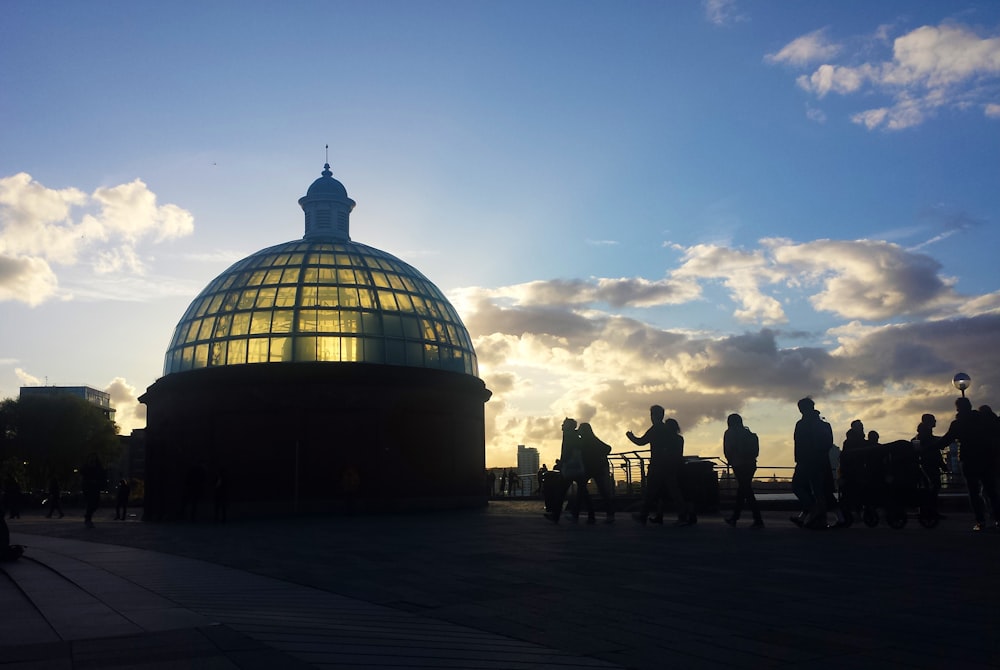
2, 0, 999, 471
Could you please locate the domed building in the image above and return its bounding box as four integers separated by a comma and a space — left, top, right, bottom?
140, 164, 491, 518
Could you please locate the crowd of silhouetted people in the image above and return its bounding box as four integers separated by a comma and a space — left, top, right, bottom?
533, 395, 1000, 533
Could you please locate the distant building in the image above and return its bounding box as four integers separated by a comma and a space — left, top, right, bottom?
517, 445, 540, 493
19, 385, 116, 422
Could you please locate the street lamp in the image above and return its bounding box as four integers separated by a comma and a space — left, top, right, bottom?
953, 372, 971, 397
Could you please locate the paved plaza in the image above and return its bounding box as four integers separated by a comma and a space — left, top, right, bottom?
2, 500, 999, 669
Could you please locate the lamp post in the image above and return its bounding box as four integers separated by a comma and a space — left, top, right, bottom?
953, 372, 971, 398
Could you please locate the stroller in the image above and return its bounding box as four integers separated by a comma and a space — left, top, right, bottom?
840, 440, 940, 529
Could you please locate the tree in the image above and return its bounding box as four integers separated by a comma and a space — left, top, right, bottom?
0, 394, 120, 491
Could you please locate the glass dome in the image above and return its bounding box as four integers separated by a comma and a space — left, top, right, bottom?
163, 239, 478, 377
163, 164, 478, 378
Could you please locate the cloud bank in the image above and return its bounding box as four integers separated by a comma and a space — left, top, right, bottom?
768, 22, 1000, 129
463, 238, 1000, 467
0, 173, 194, 305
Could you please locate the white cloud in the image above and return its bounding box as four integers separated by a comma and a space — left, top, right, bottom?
766, 29, 842, 67
105, 376, 146, 433
781, 23, 1000, 130
0, 173, 195, 306
673, 244, 787, 324
702, 0, 745, 27
985, 103, 1000, 118
767, 239, 959, 320
0, 255, 59, 306
14, 368, 42, 386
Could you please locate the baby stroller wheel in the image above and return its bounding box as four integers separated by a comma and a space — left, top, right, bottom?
886, 510, 907, 529
862, 507, 879, 528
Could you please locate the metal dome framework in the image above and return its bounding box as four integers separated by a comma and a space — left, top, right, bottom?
163, 239, 478, 377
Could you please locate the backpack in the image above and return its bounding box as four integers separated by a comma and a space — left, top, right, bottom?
741, 427, 760, 461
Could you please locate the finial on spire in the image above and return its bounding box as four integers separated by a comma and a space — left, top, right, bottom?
325, 144, 329, 163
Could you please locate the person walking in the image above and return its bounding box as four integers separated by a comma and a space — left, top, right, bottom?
80, 454, 106, 529
627, 406, 693, 526
545, 418, 589, 523
577, 422, 616, 524
114, 478, 131, 520
791, 398, 834, 529
722, 414, 763, 528
938, 398, 1000, 531
45, 477, 64, 519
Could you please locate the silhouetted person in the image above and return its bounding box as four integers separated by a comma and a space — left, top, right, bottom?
80, 454, 106, 529
628, 407, 692, 526
213, 468, 229, 523
937, 397, 1000, 531
867, 430, 880, 447
485, 469, 496, 497
791, 398, 833, 529
839, 420, 867, 521
577, 423, 616, 523
45, 477, 64, 518
3, 477, 20, 519
536, 464, 547, 497
723, 413, 763, 528
545, 418, 589, 523
498, 470, 507, 498
915, 414, 944, 492
0, 497, 22, 561
114, 479, 131, 520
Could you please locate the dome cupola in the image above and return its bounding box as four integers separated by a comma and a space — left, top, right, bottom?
298, 163, 356, 241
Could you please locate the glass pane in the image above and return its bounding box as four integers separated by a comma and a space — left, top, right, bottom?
249, 311, 272, 334
264, 269, 283, 284
302, 267, 318, 283
317, 336, 340, 361
386, 340, 405, 365
248, 337, 269, 363
337, 268, 357, 284
181, 346, 194, 370
395, 293, 413, 311
197, 317, 216, 340
297, 310, 318, 332
210, 341, 227, 366
387, 274, 406, 291
405, 342, 423, 366
342, 337, 360, 362
361, 312, 382, 335
226, 339, 247, 365
341, 311, 360, 334
230, 313, 250, 336
317, 286, 338, 307
270, 310, 293, 333
256, 288, 276, 308
357, 287, 375, 309
377, 290, 398, 311
248, 270, 267, 286
338, 287, 359, 308
275, 287, 297, 306
316, 310, 340, 333
269, 337, 290, 362
299, 285, 317, 307
213, 314, 233, 338
383, 314, 402, 337
401, 316, 420, 339
318, 267, 335, 282
237, 289, 258, 309
410, 294, 429, 316
424, 344, 439, 365
281, 267, 301, 283
194, 343, 209, 367
371, 272, 391, 289
363, 337, 384, 363
295, 336, 317, 362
